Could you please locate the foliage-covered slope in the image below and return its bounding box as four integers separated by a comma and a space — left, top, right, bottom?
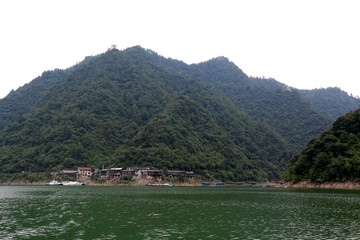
0, 48, 169, 171
1, 46, 358, 181
0, 69, 66, 130
112, 93, 292, 181
189, 59, 334, 149
0, 47, 294, 181
147, 55, 336, 150
284, 108, 360, 182
299, 87, 360, 118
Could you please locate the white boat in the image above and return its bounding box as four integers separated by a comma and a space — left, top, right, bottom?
145, 183, 175, 186
62, 181, 85, 186
48, 180, 63, 186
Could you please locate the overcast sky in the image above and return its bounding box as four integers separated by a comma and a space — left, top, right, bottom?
1, 0, 359, 99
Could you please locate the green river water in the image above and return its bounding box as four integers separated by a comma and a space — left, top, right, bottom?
0, 185, 359, 239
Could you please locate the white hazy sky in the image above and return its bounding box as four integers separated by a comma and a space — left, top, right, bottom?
1, 0, 359, 99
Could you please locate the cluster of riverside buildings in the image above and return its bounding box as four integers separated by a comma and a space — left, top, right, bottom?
52, 167, 195, 182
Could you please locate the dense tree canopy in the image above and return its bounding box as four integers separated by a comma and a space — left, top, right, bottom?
284, 108, 360, 182
299, 87, 360, 118
0, 46, 358, 181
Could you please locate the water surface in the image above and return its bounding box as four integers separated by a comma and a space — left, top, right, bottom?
0, 186, 359, 239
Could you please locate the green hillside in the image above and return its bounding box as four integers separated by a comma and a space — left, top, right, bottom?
188, 60, 334, 149
147, 54, 336, 149
0, 69, 66, 130
299, 87, 360, 118
0, 46, 356, 181
284, 108, 360, 182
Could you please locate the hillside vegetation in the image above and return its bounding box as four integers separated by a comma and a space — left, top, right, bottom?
299, 87, 360, 118
0, 46, 358, 181
284, 108, 360, 182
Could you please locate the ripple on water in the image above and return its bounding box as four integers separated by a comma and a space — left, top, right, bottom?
1, 186, 360, 239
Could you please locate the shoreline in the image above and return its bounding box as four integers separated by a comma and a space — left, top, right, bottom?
0, 179, 203, 187
2, 179, 360, 190
283, 181, 360, 190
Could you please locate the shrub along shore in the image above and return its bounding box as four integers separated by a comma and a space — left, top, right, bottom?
1, 173, 360, 189
283, 181, 360, 190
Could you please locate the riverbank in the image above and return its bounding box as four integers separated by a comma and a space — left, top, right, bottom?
87, 179, 203, 187
284, 181, 360, 190
0, 178, 203, 187
0, 180, 49, 186
2, 179, 360, 190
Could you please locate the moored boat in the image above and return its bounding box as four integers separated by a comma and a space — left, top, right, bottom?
145, 183, 175, 186
62, 181, 85, 186
48, 180, 63, 186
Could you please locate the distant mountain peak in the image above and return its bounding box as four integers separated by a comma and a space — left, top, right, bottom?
209, 56, 230, 62
0, 46, 358, 181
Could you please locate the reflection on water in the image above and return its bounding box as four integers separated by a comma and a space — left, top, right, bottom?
0, 186, 359, 239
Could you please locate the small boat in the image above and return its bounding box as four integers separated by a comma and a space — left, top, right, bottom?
62, 181, 85, 186
48, 180, 63, 186
145, 183, 175, 186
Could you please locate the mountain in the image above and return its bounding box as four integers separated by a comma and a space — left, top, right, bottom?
299, 87, 360, 118
188, 61, 334, 149
0, 46, 357, 181
284, 108, 360, 182
0, 69, 67, 130
144, 54, 336, 149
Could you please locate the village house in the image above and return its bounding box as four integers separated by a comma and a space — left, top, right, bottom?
59, 170, 78, 180
128, 167, 150, 179
109, 168, 123, 179
121, 169, 136, 178
100, 169, 110, 180
141, 169, 163, 178
167, 170, 195, 179
78, 167, 92, 177
80, 166, 196, 182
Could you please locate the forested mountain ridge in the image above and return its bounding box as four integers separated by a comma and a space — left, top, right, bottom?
284, 108, 360, 182
299, 87, 360, 118
148, 54, 336, 149
0, 46, 358, 181
0, 69, 67, 130
188, 60, 334, 149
